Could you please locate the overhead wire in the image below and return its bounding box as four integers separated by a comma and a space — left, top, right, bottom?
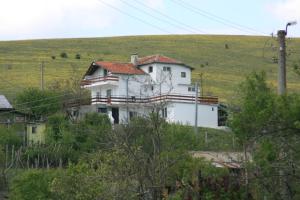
131, 0, 207, 34
96, 0, 172, 34
169, 0, 268, 36
118, 0, 206, 34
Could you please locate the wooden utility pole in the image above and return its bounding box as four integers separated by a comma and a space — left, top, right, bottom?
277, 30, 286, 95
40, 61, 44, 90
194, 81, 199, 134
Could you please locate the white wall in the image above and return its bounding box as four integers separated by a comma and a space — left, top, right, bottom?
167, 102, 218, 128
139, 63, 193, 95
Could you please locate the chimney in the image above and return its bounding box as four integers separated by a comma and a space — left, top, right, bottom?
131, 53, 138, 65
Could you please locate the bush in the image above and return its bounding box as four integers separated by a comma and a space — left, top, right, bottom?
75, 53, 81, 59
60, 52, 68, 58
51, 55, 56, 60
0, 127, 22, 147
9, 170, 58, 200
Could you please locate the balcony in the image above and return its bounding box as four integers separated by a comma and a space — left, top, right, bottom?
81, 75, 119, 88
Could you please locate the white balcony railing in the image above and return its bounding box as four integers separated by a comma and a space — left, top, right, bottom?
90, 94, 218, 105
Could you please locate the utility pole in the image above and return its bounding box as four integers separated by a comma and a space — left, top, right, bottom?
40, 61, 44, 90
277, 21, 297, 95
194, 81, 199, 134
277, 30, 286, 95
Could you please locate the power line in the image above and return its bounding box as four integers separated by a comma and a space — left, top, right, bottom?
0, 95, 89, 116
96, 0, 172, 34
119, 0, 207, 34
170, 0, 268, 36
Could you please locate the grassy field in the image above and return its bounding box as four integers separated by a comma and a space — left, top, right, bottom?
0, 34, 299, 102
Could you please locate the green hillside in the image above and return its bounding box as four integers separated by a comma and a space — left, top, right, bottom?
0, 35, 299, 102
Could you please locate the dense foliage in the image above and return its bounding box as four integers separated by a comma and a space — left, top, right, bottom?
15, 88, 61, 120
230, 72, 300, 200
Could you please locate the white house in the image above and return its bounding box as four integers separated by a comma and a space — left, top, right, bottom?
81, 54, 222, 128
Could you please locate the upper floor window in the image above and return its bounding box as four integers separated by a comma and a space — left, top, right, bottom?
162, 107, 168, 118
103, 69, 108, 76
188, 87, 195, 92
163, 66, 171, 72
106, 89, 112, 97
151, 85, 154, 91
148, 66, 153, 73
181, 72, 186, 78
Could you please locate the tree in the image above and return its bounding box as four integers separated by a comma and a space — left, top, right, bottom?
229, 71, 300, 200
15, 88, 61, 120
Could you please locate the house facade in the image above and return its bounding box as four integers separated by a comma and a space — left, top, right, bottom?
81, 54, 221, 128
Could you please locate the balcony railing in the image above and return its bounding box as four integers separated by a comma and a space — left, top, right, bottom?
90, 94, 218, 105
81, 75, 119, 86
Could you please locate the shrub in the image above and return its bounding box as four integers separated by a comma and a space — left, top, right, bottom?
51, 56, 56, 60
75, 53, 81, 59
9, 170, 58, 200
60, 52, 68, 58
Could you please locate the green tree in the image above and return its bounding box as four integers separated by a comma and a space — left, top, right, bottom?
230, 71, 300, 199
15, 88, 61, 120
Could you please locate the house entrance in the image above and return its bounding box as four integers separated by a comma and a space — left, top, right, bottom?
112, 107, 119, 124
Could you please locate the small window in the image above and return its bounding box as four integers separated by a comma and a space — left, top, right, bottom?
129, 111, 138, 120
32, 126, 37, 134
98, 107, 108, 113
162, 107, 167, 118
181, 72, 186, 78
106, 89, 111, 98
96, 92, 101, 98
212, 107, 214, 111
188, 87, 195, 92
103, 69, 108, 76
148, 66, 153, 73
151, 85, 154, 91
163, 66, 171, 72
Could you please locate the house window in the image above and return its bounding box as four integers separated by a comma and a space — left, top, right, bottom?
212, 107, 214, 111
129, 111, 138, 120
32, 126, 37, 134
106, 89, 112, 98
163, 66, 171, 72
162, 107, 167, 118
103, 69, 108, 76
98, 107, 108, 113
148, 66, 153, 73
96, 92, 101, 99
151, 85, 154, 91
188, 87, 195, 92
181, 72, 186, 78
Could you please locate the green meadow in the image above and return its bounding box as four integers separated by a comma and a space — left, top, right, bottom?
0, 34, 299, 102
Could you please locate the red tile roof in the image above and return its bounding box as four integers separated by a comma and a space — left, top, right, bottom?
137, 55, 193, 69
94, 61, 145, 75
84, 55, 192, 76
138, 55, 183, 65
